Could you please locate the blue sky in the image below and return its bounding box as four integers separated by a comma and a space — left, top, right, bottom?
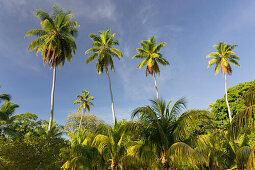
1, 0, 255, 125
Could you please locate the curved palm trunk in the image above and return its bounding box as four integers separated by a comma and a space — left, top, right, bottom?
111, 159, 117, 170
224, 74, 232, 123
105, 68, 117, 125
48, 66, 56, 133
209, 157, 220, 170
79, 108, 85, 129
161, 155, 169, 170
153, 72, 159, 100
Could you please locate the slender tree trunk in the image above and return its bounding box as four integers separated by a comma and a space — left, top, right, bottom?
105, 68, 116, 125
224, 74, 232, 123
48, 66, 56, 133
153, 72, 159, 100
79, 108, 85, 129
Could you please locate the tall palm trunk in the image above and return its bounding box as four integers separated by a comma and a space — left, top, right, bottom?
48, 66, 56, 133
153, 72, 159, 100
224, 74, 232, 123
105, 68, 116, 124
79, 108, 85, 129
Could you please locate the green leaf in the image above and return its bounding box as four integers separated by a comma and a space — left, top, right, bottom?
86, 52, 99, 64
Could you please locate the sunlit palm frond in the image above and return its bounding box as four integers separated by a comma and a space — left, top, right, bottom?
173, 110, 211, 141
169, 142, 205, 167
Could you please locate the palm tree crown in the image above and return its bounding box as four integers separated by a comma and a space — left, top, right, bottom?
74, 91, 94, 113
25, 5, 79, 68
132, 36, 169, 76
206, 42, 240, 76
85, 29, 123, 74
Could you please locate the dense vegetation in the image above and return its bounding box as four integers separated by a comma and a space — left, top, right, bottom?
1, 5, 255, 170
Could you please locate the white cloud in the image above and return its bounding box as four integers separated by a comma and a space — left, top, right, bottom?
0, 0, 118, 22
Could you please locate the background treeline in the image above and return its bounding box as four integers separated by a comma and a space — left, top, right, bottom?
1, 80, 255, 169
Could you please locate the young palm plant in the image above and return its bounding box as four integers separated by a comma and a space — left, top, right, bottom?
206, 42, 240, 123
24, 5, 79, 132
85, 29, 123, 125
195, 130, 252, 169
62, 128, 104, 170
132, 36, 169, 99
132, 98, 205, 169
127, 139, 158, 170
74, 90, 94, 129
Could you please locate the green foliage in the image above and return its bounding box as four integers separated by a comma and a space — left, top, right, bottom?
6, 112, 42, 139
0, 122, 66, 169
211, 80, 255, 129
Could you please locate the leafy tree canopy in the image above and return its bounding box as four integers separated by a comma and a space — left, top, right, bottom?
210, 80, 255, 129
63, 112, 108, 134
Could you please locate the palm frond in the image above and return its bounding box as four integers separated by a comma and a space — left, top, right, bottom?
169, 97, 187, 117
153, 42, 166, 53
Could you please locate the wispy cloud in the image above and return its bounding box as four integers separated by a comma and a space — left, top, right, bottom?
56, 0, 118, 22
211, 1, 255, 40
117, 46, 155, 101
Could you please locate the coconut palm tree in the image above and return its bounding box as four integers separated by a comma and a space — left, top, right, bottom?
206, 42, 240, 123
74, 90, 94, 129
24, 5, 79, 132
85, 29, 123, 124
132, 98, 206, 169
132, 36, 169, 99
92, 122, 130, 170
